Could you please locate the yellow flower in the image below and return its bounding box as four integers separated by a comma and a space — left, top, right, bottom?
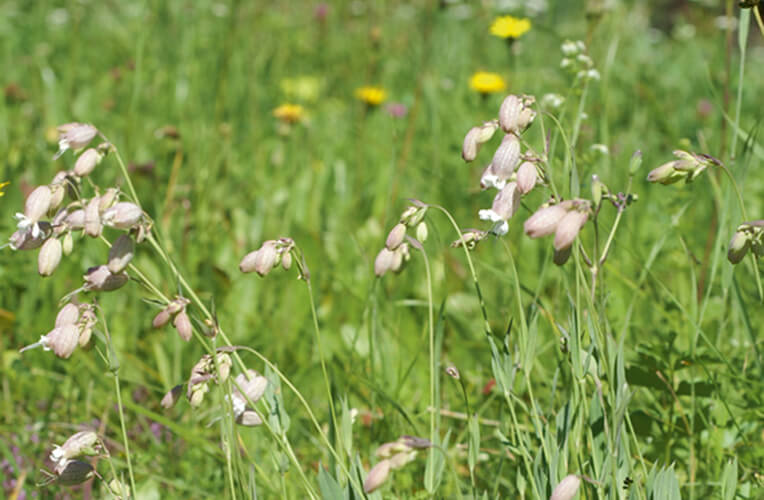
0, 181, 9, 197
273, 104, 306, 124
280, 76, 322, 103
355, 86, 387, 106
469, 72, 507, 94
490, 16, 531, 39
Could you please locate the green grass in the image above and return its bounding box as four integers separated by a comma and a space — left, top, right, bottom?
1, 0, 762, 498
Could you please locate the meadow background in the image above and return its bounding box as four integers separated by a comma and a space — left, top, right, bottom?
0, 0, 762, 498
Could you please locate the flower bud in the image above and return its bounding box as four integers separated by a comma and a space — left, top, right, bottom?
462, 121, 499, 162
461, 127, 480, 162
400, 205, 427, 227
281, 251, 292, 270
161, 384, 183, 409
491, 182, 521, 220
646, 161, 686, 185
385, 223, 407, 250
516, 161, 538, 195
102, 202, 143, 229
591, 174, 605, 207
46, 324, 79, 358
389, 450, 417, 470
83, 265, 128, 292
73, 148, 103, 177
24, 185, 52, 221
499, 94, 536, 134
173, 310, 193, 341
65, 209, 86, 230
98, 187, 119, 213
234, 369, 268, 404
54, 459, 95, 485
84, 197, 102, 238
153, 307, 173, 328
62, 232, 74, 255
550, 474, 581, 500
727, 230, 750, 264
391, 243, 409, 273
415, 221, 428, 243
57, 122, 98, 153
628, 150, 642, 175
363, 459, 391, 493
55, 303, 80, 327
38, 237, 63, 277
554, 210, 589, 251
490, 134, 521, 180
374, 247, 395, 277
107, 234, 135, 273
49, 174, 68, 211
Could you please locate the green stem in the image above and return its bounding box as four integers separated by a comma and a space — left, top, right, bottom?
429, 205, 492, 336
304, 274, 342, 459
416, 239, 437, 459
112, 372, 137, 497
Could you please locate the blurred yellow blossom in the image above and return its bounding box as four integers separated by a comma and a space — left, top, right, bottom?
273, 104, 306, 124
490, 16, 531, 39
0, 181, 9, 197
355, 86, 387, 106
469, 72, 506, 94
280, 76, 322, 103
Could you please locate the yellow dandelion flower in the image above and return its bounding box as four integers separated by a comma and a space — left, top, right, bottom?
469, 72, 507, 94
0, 181, 9, 197
273, 103, 306, 124
490, 16, 531, 39
355, 86, 387, 106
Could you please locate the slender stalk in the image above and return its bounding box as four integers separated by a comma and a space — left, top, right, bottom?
428, 204, 492, 336
112, 372, 137, 496
414, 238, 437, 461
304, 274, 342, 459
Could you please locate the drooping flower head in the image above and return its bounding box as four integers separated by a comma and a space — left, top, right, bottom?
490, 15, 531, 40
469, 72, 507, 95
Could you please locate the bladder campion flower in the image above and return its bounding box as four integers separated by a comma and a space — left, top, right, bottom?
272, 103, 306, 124
469, 72, 507, 95
355, 86, 387, 106
490, 15, 531, 40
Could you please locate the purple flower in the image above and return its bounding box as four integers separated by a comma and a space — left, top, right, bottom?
385, 102, 408, 118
